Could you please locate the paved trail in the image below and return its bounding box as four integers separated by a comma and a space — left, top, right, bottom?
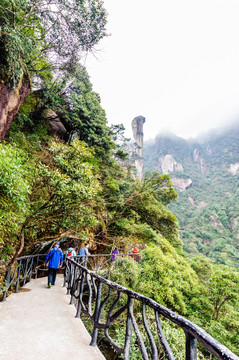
0, 276, 105, 360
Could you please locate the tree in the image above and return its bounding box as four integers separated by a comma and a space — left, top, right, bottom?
0, 0, 108, 140
57, 65, 114, 155
208, 265, 239, 321
143, 171, 178, 205
13, 64, 114, 157
95, 169, 180, 248
0, 139, 101, 268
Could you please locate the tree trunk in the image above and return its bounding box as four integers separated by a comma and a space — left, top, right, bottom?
0, 73, 31, 140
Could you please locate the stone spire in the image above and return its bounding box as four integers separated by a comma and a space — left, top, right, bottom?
131, 115, 145, 179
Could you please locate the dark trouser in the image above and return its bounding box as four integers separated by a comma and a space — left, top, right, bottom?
48, 268, 58, 285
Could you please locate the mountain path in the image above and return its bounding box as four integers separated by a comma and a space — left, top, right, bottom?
0, 275, 105, 360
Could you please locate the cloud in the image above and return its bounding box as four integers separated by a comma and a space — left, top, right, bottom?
85, 0, 239, 141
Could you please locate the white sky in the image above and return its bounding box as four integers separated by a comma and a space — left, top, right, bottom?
85, 0, 239, 141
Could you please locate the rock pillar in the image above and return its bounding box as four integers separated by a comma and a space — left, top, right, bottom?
131, 115, 145, 179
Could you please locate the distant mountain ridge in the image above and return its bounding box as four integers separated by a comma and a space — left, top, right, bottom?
143, 124, 239, 267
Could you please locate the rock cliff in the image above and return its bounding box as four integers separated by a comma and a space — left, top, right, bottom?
171, 177, 192, 191
158, 154, 184, 174
228, 163, 239, 175
131, 115, 145, 179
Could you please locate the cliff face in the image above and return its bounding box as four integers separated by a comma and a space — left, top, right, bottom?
131, 115, 145, 179
143, 126, 239, 268
158, 154, 184, 174
171, 177, 192, 191
0, 74, 31, 140
228, 162, 239, 175
157, 154, 192, 191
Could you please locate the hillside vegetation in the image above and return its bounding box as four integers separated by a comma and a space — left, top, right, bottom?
144, 128, 239, 268
0, 1, 238, 357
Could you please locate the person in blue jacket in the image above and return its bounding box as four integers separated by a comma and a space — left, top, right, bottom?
45, 242, 63, 288
78, 243, 90, 266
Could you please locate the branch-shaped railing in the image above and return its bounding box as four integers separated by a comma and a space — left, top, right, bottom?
1, 254, 238, 359
0, 253, 124, 302
73, 253, 134, 274
64, 258, 239, 360
0, 253, 122, 301
0, 254, 46, 301
74, 253, 114, 272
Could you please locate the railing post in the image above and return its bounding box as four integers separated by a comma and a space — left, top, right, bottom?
96, 256, 99, 272
2, 268, 11, 302
66, 262, 73, 295
34, 256, 39, 279
23, 259, 28, 285
124, 297, 134, 360
63, 263, 67, 287
90, 281, 102, 346
75, 269, 85, 318
185, 332, 197, 360
70, 263, 77, 305
28, 257, 34, 282
155, 310, 175, 360
15, 261, 22, 293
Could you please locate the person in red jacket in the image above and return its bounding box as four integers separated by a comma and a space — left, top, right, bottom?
130, 244, 141, 262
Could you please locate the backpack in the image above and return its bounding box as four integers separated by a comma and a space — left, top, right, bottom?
64, 248, 73, 262
78, 247, 85, 256
67, 249, 73, 257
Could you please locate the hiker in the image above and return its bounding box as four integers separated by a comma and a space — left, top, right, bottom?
111, 247, 119, 261
65, 246, 76, 261
130, 244, 141, 262
45, 242, 63, 288
78, 243, 90, 266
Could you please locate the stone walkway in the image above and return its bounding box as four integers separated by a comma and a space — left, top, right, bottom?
0, 276, 105, 360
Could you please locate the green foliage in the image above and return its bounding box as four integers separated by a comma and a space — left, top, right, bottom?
0, 3, 237, 356
0, 137, 101, 259
138, 242, 205, 316
107, 245, 239, 357
58, 65, 114, 154
144, 127, 239, 268
101, 172, 180, 249
189, 256, 239, 354
13, 64, 114, 158
108, 257, 139, 289
0, 142, 33, 258
114, 218, 159, 243
0, 0, 108, 86
207, 264, 239, 320
144, 171, 177, 205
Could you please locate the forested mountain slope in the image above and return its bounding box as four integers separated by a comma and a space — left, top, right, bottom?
144, 125, 239, 268
0, 1, 238, 356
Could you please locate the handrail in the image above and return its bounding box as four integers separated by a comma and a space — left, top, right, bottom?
74, 253, 139, 272
64, 258, 239, 360
0, 253, 122, 301
1, 253, 238, 359
0, 254, 46, 301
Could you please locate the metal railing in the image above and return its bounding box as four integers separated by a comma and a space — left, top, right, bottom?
74, 253, 114, 272
0, 254, 46, 301
64, 258, 239, 360
1, 254, 238, 359
73, 253, 134, 273
0, 253, 120, 302
0, 253, 120, 301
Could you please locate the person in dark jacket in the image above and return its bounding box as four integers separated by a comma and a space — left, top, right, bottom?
111, 247, 119, 261
45, 242, 63, 288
